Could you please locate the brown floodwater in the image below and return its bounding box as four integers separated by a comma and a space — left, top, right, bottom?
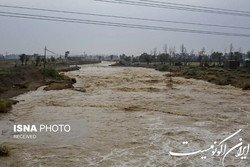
0, 62, 249, 167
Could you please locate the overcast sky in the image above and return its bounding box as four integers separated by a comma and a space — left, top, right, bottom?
0, 0, 250, 56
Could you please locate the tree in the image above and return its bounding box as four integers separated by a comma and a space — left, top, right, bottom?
158, 53, 169, 64
229, 43, 234, 60
153, 48, 157, 63
25, 56, 29, 65
187, 49, 195, 64
19, 54, 26, 65
233, 52, 242, 61
139, 53, 152, 65
65, 51, 70, 59
98, 56, 102, 61
50, 56, 56, 63
35, 56, 41, 66
110, 55, 114, 60
120, 54, 126, 60
198, 47, 205, 66
132, 55, 139, 63
163, 44, 168, 54
124, 56, 131, 62
169, 46, 176, 65
180, 44, 187, 65
211, 52, 223, 64
247, 51, 250, 58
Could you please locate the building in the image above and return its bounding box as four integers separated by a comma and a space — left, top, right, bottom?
243, 58, 250, 68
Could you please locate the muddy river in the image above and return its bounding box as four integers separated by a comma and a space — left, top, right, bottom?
0, 62, 249, 167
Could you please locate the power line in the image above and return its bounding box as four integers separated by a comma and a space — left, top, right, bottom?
94, 0, 250, 17
0, 11, 250, 37
0, 4, 250, 30
46, 48, 60, 56
141, 0, 250, 14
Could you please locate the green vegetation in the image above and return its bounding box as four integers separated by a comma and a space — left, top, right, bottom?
170, 67, 250, 89
115, 48, 250, 90
44, 66, 61, 79
158, 65, 169, 71
0, 99, 12, 113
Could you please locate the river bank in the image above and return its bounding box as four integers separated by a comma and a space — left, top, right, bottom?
0, 66, 75, 100
111, 61, 250, 90
0, 60, 100, 113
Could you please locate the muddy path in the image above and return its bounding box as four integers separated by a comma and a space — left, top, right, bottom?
0, 62, 249, 167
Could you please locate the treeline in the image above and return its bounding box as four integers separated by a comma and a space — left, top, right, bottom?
117, 44, 250, 66
19, 54, 56, 66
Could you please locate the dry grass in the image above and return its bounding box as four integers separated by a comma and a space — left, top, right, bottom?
172, 67, 250, 90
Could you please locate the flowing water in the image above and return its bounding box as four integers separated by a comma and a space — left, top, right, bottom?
0, 62, 249, 167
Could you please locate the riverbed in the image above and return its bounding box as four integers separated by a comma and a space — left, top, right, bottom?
0, 62, 249, 167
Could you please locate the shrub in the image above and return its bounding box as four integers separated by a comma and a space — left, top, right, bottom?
243, 83, 250, 90
0, 99, 12, 113
217, 79, 229, 85
175, 62, 182, 66
0, 145, 9, 156
207, 75, 217, 81
207, 75, 217, 82
158, 65, 169, 71
44, 66, 60, 79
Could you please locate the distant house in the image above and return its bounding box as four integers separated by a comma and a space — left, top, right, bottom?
243, 58, 250, 68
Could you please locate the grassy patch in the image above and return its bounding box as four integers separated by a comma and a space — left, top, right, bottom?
207, 75, 217, 82
158, 65, 169, 71
0, 99, 12, 113
44, 66, 62, 79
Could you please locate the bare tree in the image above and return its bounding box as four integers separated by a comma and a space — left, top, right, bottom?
189, 49, 195, 64
169, 46, 176, 65
169, 47, 173, 57
153, 48, 157, 63
19, 54, 26, 65
25, 56, 29, 65
163, 44, 168, 54
210, 49, 214, 64
229, 43, 234, 60
198, 47, 206, 66
180, 44, 187, 65
153, 48, 157, 56
190, 49, 194, 55
229, 43, 234, 53
201, 47, 206, 54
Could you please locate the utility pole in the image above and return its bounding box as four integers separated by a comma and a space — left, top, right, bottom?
43, 46, 46, 82
169, 54, 172, 82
